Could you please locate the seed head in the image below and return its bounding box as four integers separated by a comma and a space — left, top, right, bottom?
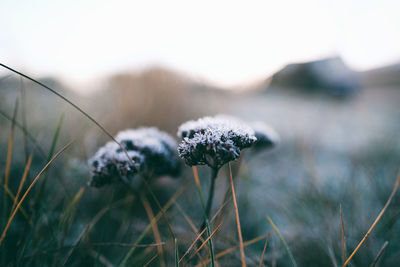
250, 121, 280, 150
177, 115, 256, 169
88, 127, 180, 187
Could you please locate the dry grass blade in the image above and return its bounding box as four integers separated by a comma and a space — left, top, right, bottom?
143, 253, 159, 267
0, 139, 75, 247
179, 222, 208, 263
0, 183, 32, 224
369, 241, 389, 267
62, 205, 110, 266
189, 221, 223, 261
259, 232, 271, 267
340, 204, 347, 265
0, 109, 46, 157
343, 170, 400, 267
228, 162, 246, 267
198, 234, 268, 266
140, 194, 166, 267
0, 63, 174, 243
119, 182, 188, 266
10, 154, 33, 214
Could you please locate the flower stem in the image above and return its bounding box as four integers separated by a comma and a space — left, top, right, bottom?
201, 167, 219, 233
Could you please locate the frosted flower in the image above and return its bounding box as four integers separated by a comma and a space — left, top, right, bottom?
250, 121, 280, 150
88, 127, 180, 187
177, 115, 257, 169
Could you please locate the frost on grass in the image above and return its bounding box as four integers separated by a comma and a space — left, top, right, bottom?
88, 127, 180, 187
177, 115, 257, 169
250, 121, 280, 150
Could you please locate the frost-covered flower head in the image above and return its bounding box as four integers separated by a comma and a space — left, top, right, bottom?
88, 127, 180, 187
177, 115, 257, 169
250, 121, 280, 150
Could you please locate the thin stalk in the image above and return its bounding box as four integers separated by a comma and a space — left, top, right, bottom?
201, 167, 219, 232
192, 166, 215, 267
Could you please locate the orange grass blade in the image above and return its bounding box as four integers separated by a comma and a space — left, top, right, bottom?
228, 162, 246, 267
343, 170, 400, 267
189, 221, 223, 261
0, 183, 32, 224
11, 154, 33, 214
140, 194, 166, 267
198, 234, 268, 266
259, 232, 271, 267
0, 139, 74, 247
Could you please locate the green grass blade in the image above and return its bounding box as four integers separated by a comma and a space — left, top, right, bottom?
58, 187, 85, 230
266, 216, 297, 267
175, 238, 179, 267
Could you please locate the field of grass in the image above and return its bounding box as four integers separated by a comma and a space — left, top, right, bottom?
1, 65, 400, 266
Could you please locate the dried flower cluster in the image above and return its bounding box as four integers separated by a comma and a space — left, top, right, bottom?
88, 127, 180, 187
177, 115, 257, 169
250, 121, 280, 150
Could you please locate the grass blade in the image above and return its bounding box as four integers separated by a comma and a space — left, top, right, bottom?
119, 182, 188, 266
370, 241, 389, 267
175, 238, 179, 267
343, 170, 400, 267
340, 204, 347, 265
140, 193, 166, 267
0, 139, 75, 247
259, 232, 271, 267
10, 154, 33, 214
228, 162, 246, 267
58, 187, 86, 230
266, 216, 297, 267
198, 234, 268, 266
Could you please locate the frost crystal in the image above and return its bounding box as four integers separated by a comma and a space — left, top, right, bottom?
250, 121, 280, 150
177, 115, 257, 169
88, 127, 180, 187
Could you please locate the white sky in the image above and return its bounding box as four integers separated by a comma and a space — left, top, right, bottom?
1, 0, 399, 89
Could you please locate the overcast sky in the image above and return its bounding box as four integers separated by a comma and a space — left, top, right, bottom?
1, 0, 399, 89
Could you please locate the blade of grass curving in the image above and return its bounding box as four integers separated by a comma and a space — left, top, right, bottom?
34, 114, 64, 215
259, 232, 271, 267
119, 182, 188, 267
0, 63, 176, 243
343, 170, 400, 267
228, 162, 246, 267
369, 241, 389, 267
266, 216, 297, 267
175, 238, 179, 267
340, 204, 347, 265
140, 193, 166, 267
192, 166, 215, 267
0, 109, 46, 157
0, 139, 74, 247
198, 234, 268, 266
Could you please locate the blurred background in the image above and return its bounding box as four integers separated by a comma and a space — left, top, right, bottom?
1, 0, 400, 266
